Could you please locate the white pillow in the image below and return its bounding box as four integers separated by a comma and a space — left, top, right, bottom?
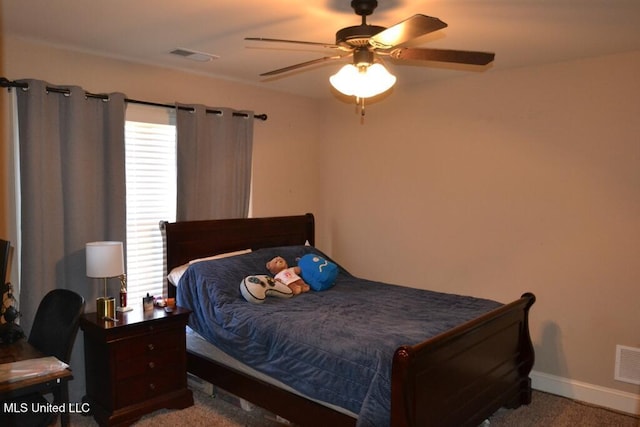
167, 249, 252, 286
167, 264, 189, 286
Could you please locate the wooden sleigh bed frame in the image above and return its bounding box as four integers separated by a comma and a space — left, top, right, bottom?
162, 213, 535, 427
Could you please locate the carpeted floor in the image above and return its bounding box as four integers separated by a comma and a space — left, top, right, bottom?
60, 388, 639, 426
488, 391, 639, 427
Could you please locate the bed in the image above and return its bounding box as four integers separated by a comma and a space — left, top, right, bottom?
161, 213, 535, 427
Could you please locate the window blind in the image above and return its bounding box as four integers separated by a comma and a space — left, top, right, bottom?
124, 113, 176, 304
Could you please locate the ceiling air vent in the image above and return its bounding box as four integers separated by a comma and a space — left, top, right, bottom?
169, 48, 219, 62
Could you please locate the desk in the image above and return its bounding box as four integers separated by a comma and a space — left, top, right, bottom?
0, 339, 73, 427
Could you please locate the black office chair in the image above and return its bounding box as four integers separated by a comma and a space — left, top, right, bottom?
0, 289, 85, 427
28, 289, 85, 364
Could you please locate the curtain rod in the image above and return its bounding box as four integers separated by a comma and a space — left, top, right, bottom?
0, 77, 268, 121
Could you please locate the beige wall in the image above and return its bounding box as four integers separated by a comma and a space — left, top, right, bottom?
2, 33, 639, 408
318, 51, 640, 397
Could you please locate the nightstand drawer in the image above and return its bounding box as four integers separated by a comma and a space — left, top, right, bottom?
109, 319, 177, 341
114, 329, 182, 362
116, 369, 183, 407
116, 348, 182, 380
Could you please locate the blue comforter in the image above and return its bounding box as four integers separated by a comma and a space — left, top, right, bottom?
177, 245, 502, 427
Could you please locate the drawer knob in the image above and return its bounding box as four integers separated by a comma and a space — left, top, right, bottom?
148, 362, 155, 369
149, 383, 155, 391
148, 343, 155, 351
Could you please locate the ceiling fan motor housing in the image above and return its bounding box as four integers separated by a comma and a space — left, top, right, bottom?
335, 25, 385, 48
339, 0, 384, 49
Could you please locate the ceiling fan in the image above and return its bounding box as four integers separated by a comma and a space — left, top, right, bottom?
246, 0, 495, 101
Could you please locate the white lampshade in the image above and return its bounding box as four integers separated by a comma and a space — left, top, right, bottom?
330, 63, 396, 98
86, 241, 124, 278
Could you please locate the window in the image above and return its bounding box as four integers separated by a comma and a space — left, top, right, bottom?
124, 104, 176, 303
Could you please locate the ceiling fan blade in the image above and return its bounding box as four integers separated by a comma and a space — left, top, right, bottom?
245, 37, 341, 50
391, 47, 495, 65
259, 55, 345, 76
370, 14, 448, 49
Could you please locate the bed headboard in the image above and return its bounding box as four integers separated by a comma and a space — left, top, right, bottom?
161, 213, 315, 296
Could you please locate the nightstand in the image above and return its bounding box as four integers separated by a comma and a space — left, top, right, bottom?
80, 306, 193, 426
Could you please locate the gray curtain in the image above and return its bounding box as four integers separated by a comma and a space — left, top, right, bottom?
176, 105, 254, 221
16, 79, 126, 401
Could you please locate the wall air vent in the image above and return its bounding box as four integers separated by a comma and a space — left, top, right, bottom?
169, 48, 219, 62
615, 345, 640, 385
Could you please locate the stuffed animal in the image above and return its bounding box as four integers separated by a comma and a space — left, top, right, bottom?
266, 256, 310, 295
240, 275, 293, 304
297, 254, 338, 291
266, 254, 338, 293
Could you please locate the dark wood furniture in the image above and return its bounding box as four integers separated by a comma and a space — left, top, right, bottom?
80, 306, 193, 426
161, 213, 536, 427
0, 339, 73, 427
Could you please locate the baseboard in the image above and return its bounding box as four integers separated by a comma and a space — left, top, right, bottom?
531, 370, 640, 415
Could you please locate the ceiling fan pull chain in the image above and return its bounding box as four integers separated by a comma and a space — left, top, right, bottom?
355, 97, 366, 123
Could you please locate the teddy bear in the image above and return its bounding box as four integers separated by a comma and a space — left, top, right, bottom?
266, 256, 310, 295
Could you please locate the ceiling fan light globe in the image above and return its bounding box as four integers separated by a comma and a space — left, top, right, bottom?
330, 64, 359, 96
364, 63, 396, 97
329, 63, 396, 98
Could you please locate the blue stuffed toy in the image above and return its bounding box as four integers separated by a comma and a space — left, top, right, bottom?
298, 254, 338, 291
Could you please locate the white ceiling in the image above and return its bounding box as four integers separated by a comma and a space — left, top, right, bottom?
3, 0, 640, 99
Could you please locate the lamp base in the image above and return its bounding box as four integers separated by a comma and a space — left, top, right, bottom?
97, 296, 116, 319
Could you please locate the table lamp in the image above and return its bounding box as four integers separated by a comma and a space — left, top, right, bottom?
86, 241, 124, 320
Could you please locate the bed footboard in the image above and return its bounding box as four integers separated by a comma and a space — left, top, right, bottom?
391, 292, 536, 427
